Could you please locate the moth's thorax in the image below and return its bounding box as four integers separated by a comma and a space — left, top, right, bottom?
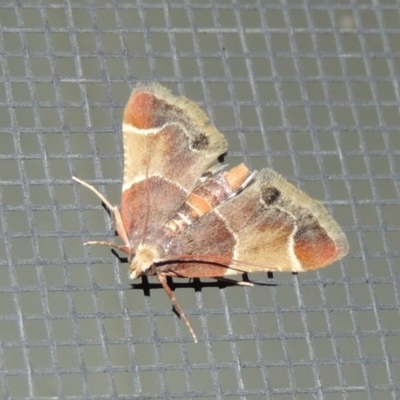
128, 243, 163, 280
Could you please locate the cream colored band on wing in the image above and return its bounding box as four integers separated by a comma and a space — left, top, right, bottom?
122, 173, 187, 193
123, 122, 168, 135
123, 122, 205, 154
213, 209, 238, 276
274, 206, 303, 272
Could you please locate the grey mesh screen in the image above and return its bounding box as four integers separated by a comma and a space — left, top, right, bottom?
0, 2, 399, 399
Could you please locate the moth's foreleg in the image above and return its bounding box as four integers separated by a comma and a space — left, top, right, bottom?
157, 273, 198, 343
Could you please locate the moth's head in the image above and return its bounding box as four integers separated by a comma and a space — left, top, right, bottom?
128, 243, 161, 280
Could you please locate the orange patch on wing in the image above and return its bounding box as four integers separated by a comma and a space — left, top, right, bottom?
295, 235, 338, 270
123, 92, 158, 129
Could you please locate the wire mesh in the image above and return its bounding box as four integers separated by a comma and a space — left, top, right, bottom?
0, 1, 399, 399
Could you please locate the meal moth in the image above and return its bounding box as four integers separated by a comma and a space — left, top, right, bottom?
73, 83, 349, 342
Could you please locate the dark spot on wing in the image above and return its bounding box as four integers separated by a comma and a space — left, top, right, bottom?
191, 132, 210, 150
262, 187, 281, 205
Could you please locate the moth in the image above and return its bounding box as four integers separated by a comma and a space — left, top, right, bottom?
73, 83, 349, 342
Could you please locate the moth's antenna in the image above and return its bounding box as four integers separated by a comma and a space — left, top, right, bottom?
139, 155, 151, 245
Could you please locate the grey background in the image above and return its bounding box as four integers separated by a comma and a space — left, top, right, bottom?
0, 1, 399, 399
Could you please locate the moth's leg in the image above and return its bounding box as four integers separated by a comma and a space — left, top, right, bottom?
157, 273, 198, 343
72, 176, 129, 245
215, 277, 254, 287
